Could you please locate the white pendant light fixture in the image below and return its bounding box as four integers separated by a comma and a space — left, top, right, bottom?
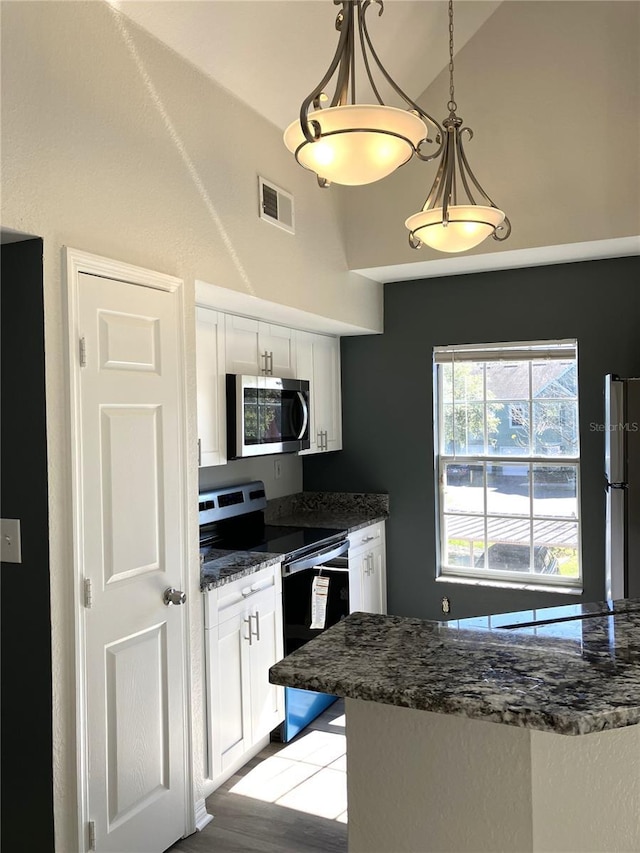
284, 0, 442, 188
405, 0, 511, 253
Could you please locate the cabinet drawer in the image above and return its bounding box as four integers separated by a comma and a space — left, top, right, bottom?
204, 564, 281, 627
348, 522, 384, 555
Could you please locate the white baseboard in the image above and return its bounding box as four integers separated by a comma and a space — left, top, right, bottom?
194, 798, 214, 832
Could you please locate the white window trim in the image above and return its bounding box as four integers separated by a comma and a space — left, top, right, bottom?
434, 340, 582, 590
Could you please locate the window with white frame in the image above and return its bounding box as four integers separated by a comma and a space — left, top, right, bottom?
434, 340, 581, 587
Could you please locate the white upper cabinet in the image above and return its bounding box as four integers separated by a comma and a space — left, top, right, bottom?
297, 331, 342, 455
225, 314, 296, 378
196, 311, 342, 466
196, 307, 226, 467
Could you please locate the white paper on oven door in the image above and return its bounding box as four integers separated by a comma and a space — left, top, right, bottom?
310, 575, 330, 629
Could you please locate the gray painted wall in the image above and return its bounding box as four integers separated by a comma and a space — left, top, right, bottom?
0, 239, 54, 851
303, 256, 640, 621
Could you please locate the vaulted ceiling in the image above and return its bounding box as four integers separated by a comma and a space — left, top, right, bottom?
114, 1, 501, 131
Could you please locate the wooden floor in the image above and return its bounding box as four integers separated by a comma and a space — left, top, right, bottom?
168, 701, 347, 853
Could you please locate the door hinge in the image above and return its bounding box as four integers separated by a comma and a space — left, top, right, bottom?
79, 336, 87, 368
88, 820, 96, 851
84, 577, 93, 609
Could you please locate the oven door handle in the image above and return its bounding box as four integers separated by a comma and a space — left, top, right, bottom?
295, 391, 309, 441
283, 539, 349, 575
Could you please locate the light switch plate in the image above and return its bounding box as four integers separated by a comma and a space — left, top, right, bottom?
1, 518, 22, 563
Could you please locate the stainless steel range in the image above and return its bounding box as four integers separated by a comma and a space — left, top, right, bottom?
199, 480, 349, 741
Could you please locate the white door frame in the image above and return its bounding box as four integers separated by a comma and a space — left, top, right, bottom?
64, 247, 194, 852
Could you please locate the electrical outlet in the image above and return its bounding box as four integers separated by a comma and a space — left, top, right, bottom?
441, 596, 451, 614
274, 459, 282, 480
1, 518, 22, 564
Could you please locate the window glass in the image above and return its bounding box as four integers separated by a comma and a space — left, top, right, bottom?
435, 341, 581, 588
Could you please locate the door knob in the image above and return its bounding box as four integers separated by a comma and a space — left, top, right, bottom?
163, 587, 187, 606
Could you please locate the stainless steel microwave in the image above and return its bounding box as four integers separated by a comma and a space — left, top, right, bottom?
226, 374, 311, 459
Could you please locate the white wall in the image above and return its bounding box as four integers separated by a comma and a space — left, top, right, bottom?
0, 3, 381, 849
338, 1, 640, 272
199, 454, 303, 501
346, 698, 640, 852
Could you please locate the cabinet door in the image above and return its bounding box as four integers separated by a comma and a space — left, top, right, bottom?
297, 331, 341, 455
314, 334, 342, 452
248, 587, 285, 741
210, 610, 252, 778
225, 314, 262, 375
196, 307, 226, 467
259, 323, 296, 378
362, 545, 384, 614
349, 523, 387, 615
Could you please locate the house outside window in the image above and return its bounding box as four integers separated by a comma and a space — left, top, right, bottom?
434, 340, 581, 588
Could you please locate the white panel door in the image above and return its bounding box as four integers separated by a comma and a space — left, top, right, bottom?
78, 272, 187, 853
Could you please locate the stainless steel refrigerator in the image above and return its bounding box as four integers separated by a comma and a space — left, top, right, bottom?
605, 375, 640, 599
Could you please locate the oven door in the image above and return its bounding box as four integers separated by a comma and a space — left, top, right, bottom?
226, 374, 310, 459
280, 554, 348, 742
282, 557, 349, 657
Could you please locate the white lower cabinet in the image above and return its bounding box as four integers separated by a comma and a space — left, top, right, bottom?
348, 522, 387, 615
204, 565, 284, 789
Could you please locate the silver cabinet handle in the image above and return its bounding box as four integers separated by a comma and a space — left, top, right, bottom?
251, 611, 261, 641
268, 352, 274, 375
260, 351, 268, 374
244, 616, 253, 645
163, 587, 186, 606
362, 535, 375, 543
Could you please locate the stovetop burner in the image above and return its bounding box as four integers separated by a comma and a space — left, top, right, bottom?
200, 521, 345, 559
198, 480, 346, 562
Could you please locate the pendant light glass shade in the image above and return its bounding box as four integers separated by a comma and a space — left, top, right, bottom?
284, 1, 441, 188
405, 205, 506, 253
405, 0, 510, 253
284, 105, 427, 186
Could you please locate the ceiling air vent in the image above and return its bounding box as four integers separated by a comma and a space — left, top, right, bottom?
259, 176, 294, 235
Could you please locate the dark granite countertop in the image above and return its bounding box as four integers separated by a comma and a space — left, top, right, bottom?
201, 549, 284, 591
201, 489, 389, 591
265, 490, 389, 534
269, 599, 640, 736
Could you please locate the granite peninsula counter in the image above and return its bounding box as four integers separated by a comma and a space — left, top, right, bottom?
270, 600, 640, 852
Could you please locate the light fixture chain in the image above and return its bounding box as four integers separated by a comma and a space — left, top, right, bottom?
448, 0, 457, 114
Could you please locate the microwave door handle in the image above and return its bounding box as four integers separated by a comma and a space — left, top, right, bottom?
296, 391, 309, 441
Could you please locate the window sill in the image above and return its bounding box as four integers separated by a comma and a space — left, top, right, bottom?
435, 574, 583, 595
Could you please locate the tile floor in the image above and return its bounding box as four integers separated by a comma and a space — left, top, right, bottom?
168, 699, 347, 853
